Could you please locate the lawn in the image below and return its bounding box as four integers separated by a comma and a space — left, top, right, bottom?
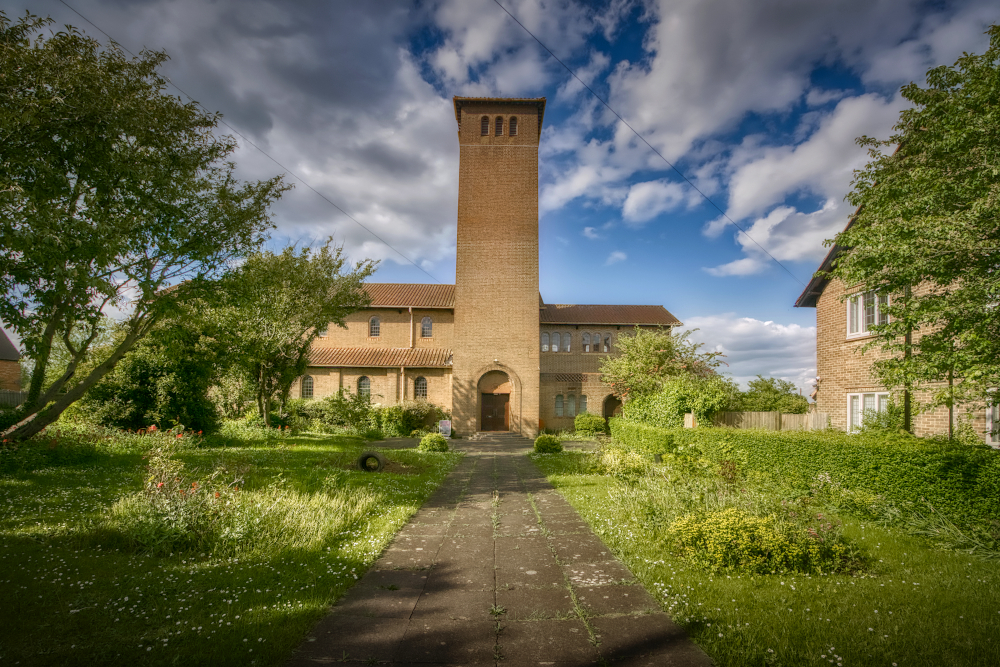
532, 449, 1000, 667
0, 426, 461, 666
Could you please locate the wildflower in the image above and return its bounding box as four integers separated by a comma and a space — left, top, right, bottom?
176, 433, 183, 439
157, 482, 164, 488
149, 425, 158, 432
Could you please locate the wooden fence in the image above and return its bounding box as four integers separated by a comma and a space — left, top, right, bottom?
705, 410, 829, 431
0, 390, 26, 408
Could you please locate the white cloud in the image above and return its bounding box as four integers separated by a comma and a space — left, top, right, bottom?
685, 314, 817, 392
605, 250, 627, 265
582, 226, 601, 239
621, 180, 686, 224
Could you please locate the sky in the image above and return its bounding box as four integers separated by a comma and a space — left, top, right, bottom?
4, 0, 999, 392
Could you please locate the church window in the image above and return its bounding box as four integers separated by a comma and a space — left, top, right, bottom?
495, 116, 504, 136
369, 316, 380, 337
593, 332, 601, 352
541, 332, 549, 352
603, 335, 611, 353
567, 394, 576, 417
481, 116, 490, 135
357, 376, 370, 397
555, 394, 564, 417
421, 316, 432, 338
582, 333, 590, 353
301, 375, 314, 399
414, 376, 428, 400
551, 333, 560, 353
579, 395, 588, 414
509, 116, 518, 135
563, 333, 571, 352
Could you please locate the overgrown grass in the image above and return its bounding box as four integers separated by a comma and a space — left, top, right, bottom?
0, 423, 461, 666
532, 450, 1000, 667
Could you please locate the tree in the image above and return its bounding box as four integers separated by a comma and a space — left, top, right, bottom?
738, 376, 809, 414
599, 327, 725, 400
827, 24, 1000, 428
220, 243, 376, 426
0, 14, 288, 440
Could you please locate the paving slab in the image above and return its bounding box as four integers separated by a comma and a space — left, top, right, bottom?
286, 436, 712, 667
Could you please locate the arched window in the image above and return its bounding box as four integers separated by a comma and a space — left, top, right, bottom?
582, 333, 590, 353
567, 394, 576, 417
551, 333, 560, 353
481, 116, 490, 135
593, 332, 601, 352
495, 116, 504, 136
555, 394, 564, 417
421, 316, 432, 338
509, 116, 518, 136
301, 375, 314, 399
603, 334, 611, 353
357, 376, 370, 397
414, 376, 427, 400
563, 333, 572, 353
541, 332, 549, 352
579, 395, 588, 414
369, 316, 380, 337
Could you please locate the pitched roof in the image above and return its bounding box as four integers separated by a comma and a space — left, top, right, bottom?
0, 329, 19, 361
794, 243, 844, 308
309, 347, 452, 368
364, 283, 455, 309
540, 304, 681, 327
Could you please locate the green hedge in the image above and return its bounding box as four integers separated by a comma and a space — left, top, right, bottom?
613, 423, 1000, 530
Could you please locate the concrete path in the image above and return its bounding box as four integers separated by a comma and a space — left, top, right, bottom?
287, 435, 712, 667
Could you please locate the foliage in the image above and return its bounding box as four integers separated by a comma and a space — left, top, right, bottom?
374, 400, 447, 437
417, 433, 449, 452
599, 328, 726, 400
608, 417, 675, 457
621, 374, 741, 428
598, 444, 649, 479
859, 396, 906, 433
217, 242, 375, 426
0, 13, 288, 441
533, 434, 563, 453
737, 376, 809, 414
827, 24, 1000, 412
573, 412, 607, 436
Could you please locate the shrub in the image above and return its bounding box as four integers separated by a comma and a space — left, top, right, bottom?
599, 445, 649, 479
533, 434, 563, 453
622, 375, 740, 429
574, 412, 607, 436
736, 376, 809, 414
666, 507, 858, 575
418, 433, 449, 452
608, 418, 674, 457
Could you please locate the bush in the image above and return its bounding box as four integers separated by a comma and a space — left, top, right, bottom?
622, 374, 740, 429
574, 412, 607, 436
609, 418, 674, 457
533, 434, 563, 453
736, 375, 809, 414
599, 445, 649, 479
418, 433, 449, 452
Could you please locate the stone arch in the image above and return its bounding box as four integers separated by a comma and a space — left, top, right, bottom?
472, 362, 523, 434
603, 394, 623, 421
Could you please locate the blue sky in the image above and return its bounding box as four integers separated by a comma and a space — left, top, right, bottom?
5, 0, 999, 390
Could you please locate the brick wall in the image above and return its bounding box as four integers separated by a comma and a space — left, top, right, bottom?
314, 308, 454, 350
0, 361, 20, 392
539, 373, 614, 432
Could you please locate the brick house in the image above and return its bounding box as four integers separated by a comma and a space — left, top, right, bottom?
795, 233, 998, 446
0, 329, 20, 392
295, 97, 680, 438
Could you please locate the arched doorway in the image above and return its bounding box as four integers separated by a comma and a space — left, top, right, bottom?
603, 395, 623, 421
478, 371, 512, 431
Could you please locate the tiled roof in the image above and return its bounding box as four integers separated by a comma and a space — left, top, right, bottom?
309, 347, 452, 368
364, 283, 455, 309
540, 304, 681, 326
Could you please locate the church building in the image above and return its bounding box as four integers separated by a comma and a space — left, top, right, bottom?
298, 97, 680, 437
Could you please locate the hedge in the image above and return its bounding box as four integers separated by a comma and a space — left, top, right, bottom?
610, 420, 1000, 531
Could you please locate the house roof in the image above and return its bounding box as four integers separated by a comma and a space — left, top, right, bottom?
309, 347, 452, 368
0, 329, 19, 361
540, 304, 681, 327
794, 214, 857, 308
364, 283, 455, 309
453, 97, 547, 132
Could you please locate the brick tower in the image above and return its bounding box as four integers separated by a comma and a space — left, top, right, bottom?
451, 97, 545, 437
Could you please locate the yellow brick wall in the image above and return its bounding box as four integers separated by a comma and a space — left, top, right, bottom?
313, 308, 453, 350
539, 374, 615, 432
0, 360, 20, 392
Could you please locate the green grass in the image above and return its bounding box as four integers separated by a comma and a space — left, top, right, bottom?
0, 425, 461, 666
532, 451, 1000, 667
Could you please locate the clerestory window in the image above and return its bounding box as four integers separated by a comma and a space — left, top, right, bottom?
421, 316, 432, 338
481, 116, 490, 135
509, 116, 518, 136
369, 316, 380, 337
414, 376, 428, 400
582, 333, 590, 353
495, 116, 504, 136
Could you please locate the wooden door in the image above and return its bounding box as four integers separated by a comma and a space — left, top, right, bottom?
481, 393, 510, 431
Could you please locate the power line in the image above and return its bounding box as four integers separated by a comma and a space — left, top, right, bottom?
492, 0, 807, 288
56, 0, 443, 284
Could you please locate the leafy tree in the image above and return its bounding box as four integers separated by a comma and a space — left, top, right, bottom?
0, 14, 288, 440
219, 243, 376, 426
621, 374, 741, 428
599, 327, 725, 400
739, 376, 809, 414
827, 24, 1000, 429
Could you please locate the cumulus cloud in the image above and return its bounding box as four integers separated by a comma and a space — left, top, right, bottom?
605, 250, 627, 265
582, 226, 601, 239
685, 314, 817, 393
621, 180, 686, 224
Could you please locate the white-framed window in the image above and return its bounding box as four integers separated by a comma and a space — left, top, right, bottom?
848, 392, 889, 432
541, 332, 549, 352
555, 394, 564, 417
301, 375, 314, 399
414, 376, 428, 400
369, 316, 381, 337
987, 393, 999, 448
421, 316, 432, 338
847, 291, 889, 338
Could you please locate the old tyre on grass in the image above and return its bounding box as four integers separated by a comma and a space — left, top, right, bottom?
357, 451, 387, 472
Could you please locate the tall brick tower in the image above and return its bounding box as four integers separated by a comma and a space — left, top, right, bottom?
451, 97, 545, 437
